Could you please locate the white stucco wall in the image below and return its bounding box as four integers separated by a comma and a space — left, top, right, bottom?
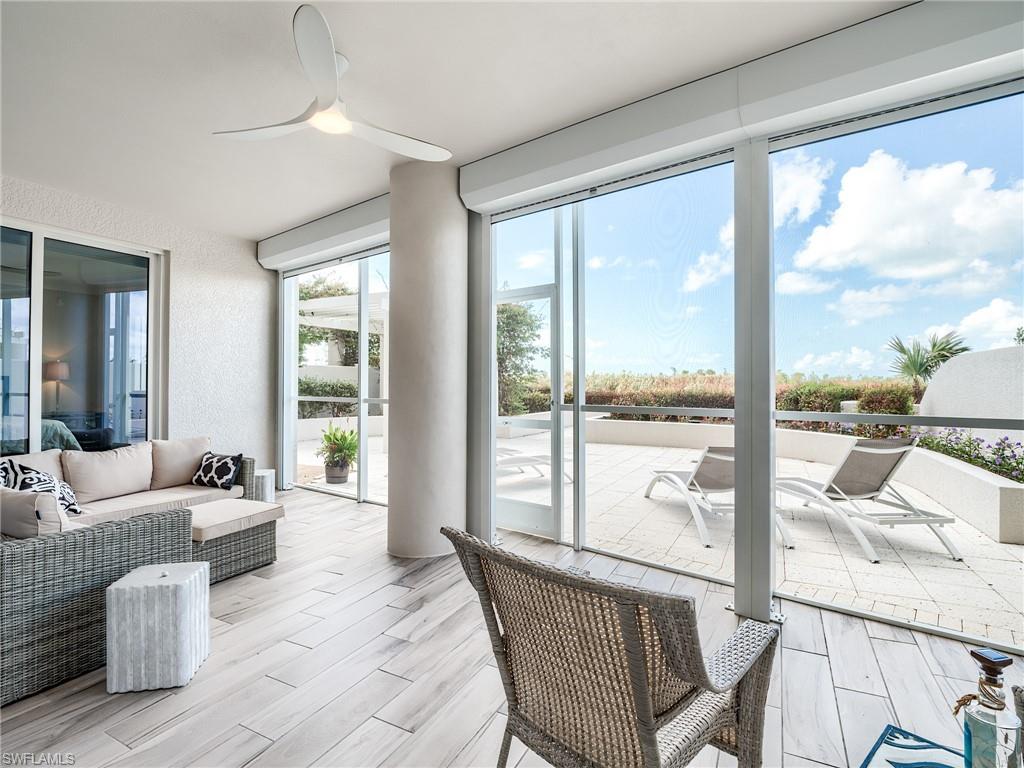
1, 175, 277, 467
920, 346, 1024, 443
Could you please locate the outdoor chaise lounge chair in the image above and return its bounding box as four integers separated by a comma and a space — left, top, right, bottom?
497, 446, 573, 482
644, 447, 795, 550
441, 525, 779, 768
775, 437, 962, 564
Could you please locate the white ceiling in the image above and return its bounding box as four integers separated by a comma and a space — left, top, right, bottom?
2, 1, 904, 241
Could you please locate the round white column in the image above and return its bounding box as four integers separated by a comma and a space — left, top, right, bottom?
387, 162, 468, 557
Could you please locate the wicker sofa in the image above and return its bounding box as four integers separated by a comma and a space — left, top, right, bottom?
0, 509, 193, 705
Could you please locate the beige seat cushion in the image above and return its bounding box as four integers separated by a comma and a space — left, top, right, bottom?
0, 487, 68, 538
78, 484, 243, 525
62, 442, 153, 503
187, 499, 284, 542
151, 436, 211, 490
1, 449, 66, 482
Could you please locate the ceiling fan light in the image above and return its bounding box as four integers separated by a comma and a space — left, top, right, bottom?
309, 109, 353, 134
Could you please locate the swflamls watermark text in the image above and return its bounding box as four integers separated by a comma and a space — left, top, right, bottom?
2, 754, 76, 766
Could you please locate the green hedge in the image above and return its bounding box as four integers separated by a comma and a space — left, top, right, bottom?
298, 377, 357, 418
519, 375, 918, 429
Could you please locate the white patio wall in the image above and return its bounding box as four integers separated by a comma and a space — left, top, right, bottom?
920, 346, 1024, 444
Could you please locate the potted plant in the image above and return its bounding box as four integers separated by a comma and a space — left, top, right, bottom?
316, 422, 358, 484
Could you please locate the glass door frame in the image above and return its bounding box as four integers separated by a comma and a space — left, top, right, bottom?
494, 282, 564, 542
277, 244, 390, 504
0, 215, 166, 452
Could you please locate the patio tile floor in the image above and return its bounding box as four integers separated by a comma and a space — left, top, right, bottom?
497, 432, 1024, 646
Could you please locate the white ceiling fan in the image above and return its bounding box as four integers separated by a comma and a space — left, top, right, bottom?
214, 4, 451, 162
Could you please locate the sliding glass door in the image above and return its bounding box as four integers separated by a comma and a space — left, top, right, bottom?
485, 85, 1023, 647
283, 250, 390, 503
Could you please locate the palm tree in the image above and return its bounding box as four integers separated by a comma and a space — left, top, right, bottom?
887, 331, 970, 400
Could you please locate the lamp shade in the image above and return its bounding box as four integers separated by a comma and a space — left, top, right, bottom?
44, 361, 70, 381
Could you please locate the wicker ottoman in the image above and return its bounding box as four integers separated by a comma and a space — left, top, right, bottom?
187, 499, 285, 584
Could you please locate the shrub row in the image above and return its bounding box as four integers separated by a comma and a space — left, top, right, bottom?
521, 377, 915, 426
298, 376, 357, 418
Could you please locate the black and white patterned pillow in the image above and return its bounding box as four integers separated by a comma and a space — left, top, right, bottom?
4, 462, 82, 516
192, 452, 242, 490
0, 460, 9, 489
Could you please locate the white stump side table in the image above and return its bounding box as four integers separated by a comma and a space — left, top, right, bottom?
252, 469, 276, 503
106, 562, 210, 693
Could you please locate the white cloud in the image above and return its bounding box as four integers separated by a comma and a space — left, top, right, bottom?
718, 216, 734, 253
793, 346, 875, 374
606, 224, 615, 233
683, 216, 734, 292
794, 150, 1024, 280
516, 250, 548, 270
827, 283, 910, 326
923, 258, 1012, 298
684, 251, 733, 292
772, 150, 834, 228
638, 258, 659, 269
776, 271, 837, 295
587, 255, 626, 270
585, 337, 607, 351
923, 298, 1023, 349
684, 305, 702, 318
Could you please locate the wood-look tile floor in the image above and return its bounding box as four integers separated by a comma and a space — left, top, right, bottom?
2, 488, 1020, 768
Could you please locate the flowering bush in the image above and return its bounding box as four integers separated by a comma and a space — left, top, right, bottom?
916, 429, 1024, 483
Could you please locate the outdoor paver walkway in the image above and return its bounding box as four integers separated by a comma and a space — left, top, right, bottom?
496, 431, 1024, 646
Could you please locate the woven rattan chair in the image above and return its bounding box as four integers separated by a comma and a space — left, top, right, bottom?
441, 526, 779, 768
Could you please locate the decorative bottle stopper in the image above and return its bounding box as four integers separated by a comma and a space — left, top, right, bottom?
953, 648, 1022, 768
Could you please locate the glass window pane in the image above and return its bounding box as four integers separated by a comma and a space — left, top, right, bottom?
295, 261, 360, 495
495, 208, 555, 291
42, 238, 148, 451
772, 93, 1024, 645
581, 162, 736, 578
366, 252, 390, 504
1, 227, 32, 455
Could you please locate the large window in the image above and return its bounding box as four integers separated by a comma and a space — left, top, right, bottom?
284, 250, 390, 503
487, 85, 1023, 648
0, 224, 157, 455
42, 239, 149, 450
1, 227, 32, 455
771, 93, 1024, 645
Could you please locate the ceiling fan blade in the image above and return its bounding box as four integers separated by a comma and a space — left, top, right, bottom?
214, 99, 319, 140
293, 4, 338, 110
349, 119, 452, 162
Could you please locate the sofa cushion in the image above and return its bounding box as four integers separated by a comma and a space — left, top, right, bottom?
0, 487, 67, 538
151, 437, 211, 490
62, 442, 153, 503
78, 483, 243, 525
188, 499, 284, 542
0, 449, 66, 483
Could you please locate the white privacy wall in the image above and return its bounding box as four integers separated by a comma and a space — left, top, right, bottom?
1, 175, 277, 467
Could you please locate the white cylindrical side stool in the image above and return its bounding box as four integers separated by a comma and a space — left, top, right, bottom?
252, 469, 276, 503
106, 562, 210, 693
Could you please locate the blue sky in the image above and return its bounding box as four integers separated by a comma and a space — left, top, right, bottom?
496, 93, 1024, 377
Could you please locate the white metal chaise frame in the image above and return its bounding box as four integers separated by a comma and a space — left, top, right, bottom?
496, 446, 573, 482
775, 437, 962, 564
644, 447, 795, 550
